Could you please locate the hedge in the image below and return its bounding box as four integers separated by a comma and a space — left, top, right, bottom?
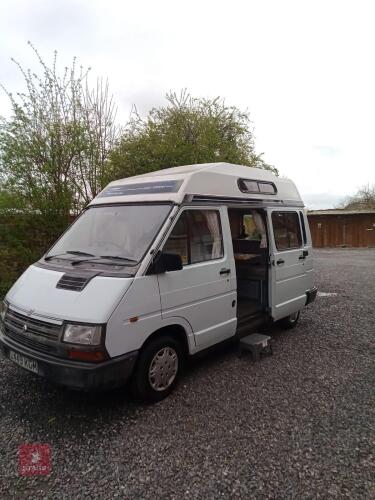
0, 213, 71, 299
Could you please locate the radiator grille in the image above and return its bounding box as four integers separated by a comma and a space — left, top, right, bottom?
5, 328, 54, 354
5, 308, 61, 340
3, 308, 62, 354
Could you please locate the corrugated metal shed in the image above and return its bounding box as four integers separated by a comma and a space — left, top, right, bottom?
307, 209, 375, 247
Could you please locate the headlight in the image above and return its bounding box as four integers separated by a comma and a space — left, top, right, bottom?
63, 324, 102, 345
0, 301, 8, 322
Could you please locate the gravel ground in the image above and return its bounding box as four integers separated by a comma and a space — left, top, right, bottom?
0, 248, 374, 499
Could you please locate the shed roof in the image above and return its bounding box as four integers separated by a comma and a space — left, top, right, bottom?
91, 163, 302, 206
308, 209, 375, 216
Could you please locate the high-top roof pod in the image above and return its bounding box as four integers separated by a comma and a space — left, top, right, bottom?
92, 162, 303, 207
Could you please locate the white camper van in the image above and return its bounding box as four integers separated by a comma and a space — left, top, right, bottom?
0, 163, 317, 401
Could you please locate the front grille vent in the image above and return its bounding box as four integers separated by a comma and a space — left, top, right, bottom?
56, 274, 90, 291
5, 328, 54, 354
4, 308, 61, 355
5, 308, 61, 341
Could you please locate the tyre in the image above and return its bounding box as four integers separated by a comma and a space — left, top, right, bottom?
278, 310, 300, 329
130, 334, 184, 403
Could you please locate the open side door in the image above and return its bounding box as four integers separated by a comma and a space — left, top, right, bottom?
267, 208, 312, 321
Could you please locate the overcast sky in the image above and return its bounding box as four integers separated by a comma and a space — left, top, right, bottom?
1, 0, 374, 209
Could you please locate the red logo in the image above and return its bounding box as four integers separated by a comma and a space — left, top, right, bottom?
18, 444, 51, 476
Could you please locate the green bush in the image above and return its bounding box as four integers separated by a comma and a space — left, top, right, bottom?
0, 213, 70, 298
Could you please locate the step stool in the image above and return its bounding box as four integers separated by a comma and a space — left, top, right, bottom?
239, 333, 272, 360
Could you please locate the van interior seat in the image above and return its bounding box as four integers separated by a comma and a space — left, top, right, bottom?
233, 239, 261, 254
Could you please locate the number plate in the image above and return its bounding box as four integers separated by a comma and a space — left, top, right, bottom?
9, 351, 39, 374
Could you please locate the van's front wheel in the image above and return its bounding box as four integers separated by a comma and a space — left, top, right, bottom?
131, 335, 183, 403
278, 310, 300, 329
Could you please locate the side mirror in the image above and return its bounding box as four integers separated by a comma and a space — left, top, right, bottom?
149, 251, 183, 274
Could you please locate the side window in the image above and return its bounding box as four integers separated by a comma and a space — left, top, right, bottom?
189, 210, 223, 263
242, 214, 261, 241
163, 209, 223, 266
299, 211, 307, 245
163, 212, 189, 265
271, 211, 302, 250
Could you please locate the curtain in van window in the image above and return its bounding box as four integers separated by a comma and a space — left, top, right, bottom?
251, 211, 267, 248
204, 211, 222, 258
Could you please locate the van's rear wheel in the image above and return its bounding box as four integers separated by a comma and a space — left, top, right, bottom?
278, 310, 300, 329
131, 334, 183, 403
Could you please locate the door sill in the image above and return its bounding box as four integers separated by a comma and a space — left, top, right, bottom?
235, 311, 269, 338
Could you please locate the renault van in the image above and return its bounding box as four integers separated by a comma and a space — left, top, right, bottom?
0, 163, 317, 401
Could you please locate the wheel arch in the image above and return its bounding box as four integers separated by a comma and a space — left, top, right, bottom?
140, 324, 191, 358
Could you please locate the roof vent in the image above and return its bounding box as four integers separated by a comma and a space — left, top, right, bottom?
56, 274, 91, 292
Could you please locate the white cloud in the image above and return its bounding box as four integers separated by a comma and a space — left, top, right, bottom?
0, 0, 374, 208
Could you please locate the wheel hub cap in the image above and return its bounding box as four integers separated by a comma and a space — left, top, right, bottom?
148, 347, 178, 392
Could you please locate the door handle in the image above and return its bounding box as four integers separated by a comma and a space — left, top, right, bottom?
276, 259, 285, 265
299, 255, 305, 260
220, 268, 231, 275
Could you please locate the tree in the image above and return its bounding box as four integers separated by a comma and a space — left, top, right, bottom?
0, 42, 119, 230
338, 184, 375, 210
0, 44, 120, 297
109, 90, 276, 179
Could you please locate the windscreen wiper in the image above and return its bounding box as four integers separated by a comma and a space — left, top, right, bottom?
45, 250, 95, 261
99, 255, 137, 263
71, 255, 137, 266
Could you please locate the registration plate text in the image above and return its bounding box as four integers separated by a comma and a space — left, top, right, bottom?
9, 351, 39, 374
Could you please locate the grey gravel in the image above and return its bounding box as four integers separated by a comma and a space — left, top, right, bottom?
0, 248, 374, 499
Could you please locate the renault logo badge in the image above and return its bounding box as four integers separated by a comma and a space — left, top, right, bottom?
23, 324, 28, 332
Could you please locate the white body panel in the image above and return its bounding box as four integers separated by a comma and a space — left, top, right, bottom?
91, 163, 303, 207
267, 209, 313, 320
157, 206, 237, 350
105, 275, 196, 357
303, 211, 314, 287
6, 265, 132, 324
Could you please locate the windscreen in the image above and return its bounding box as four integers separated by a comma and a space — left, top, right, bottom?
47, 205, 171, 263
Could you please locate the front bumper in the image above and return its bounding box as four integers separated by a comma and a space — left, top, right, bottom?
305, 286, 318, 305
0, 330, 138, 391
